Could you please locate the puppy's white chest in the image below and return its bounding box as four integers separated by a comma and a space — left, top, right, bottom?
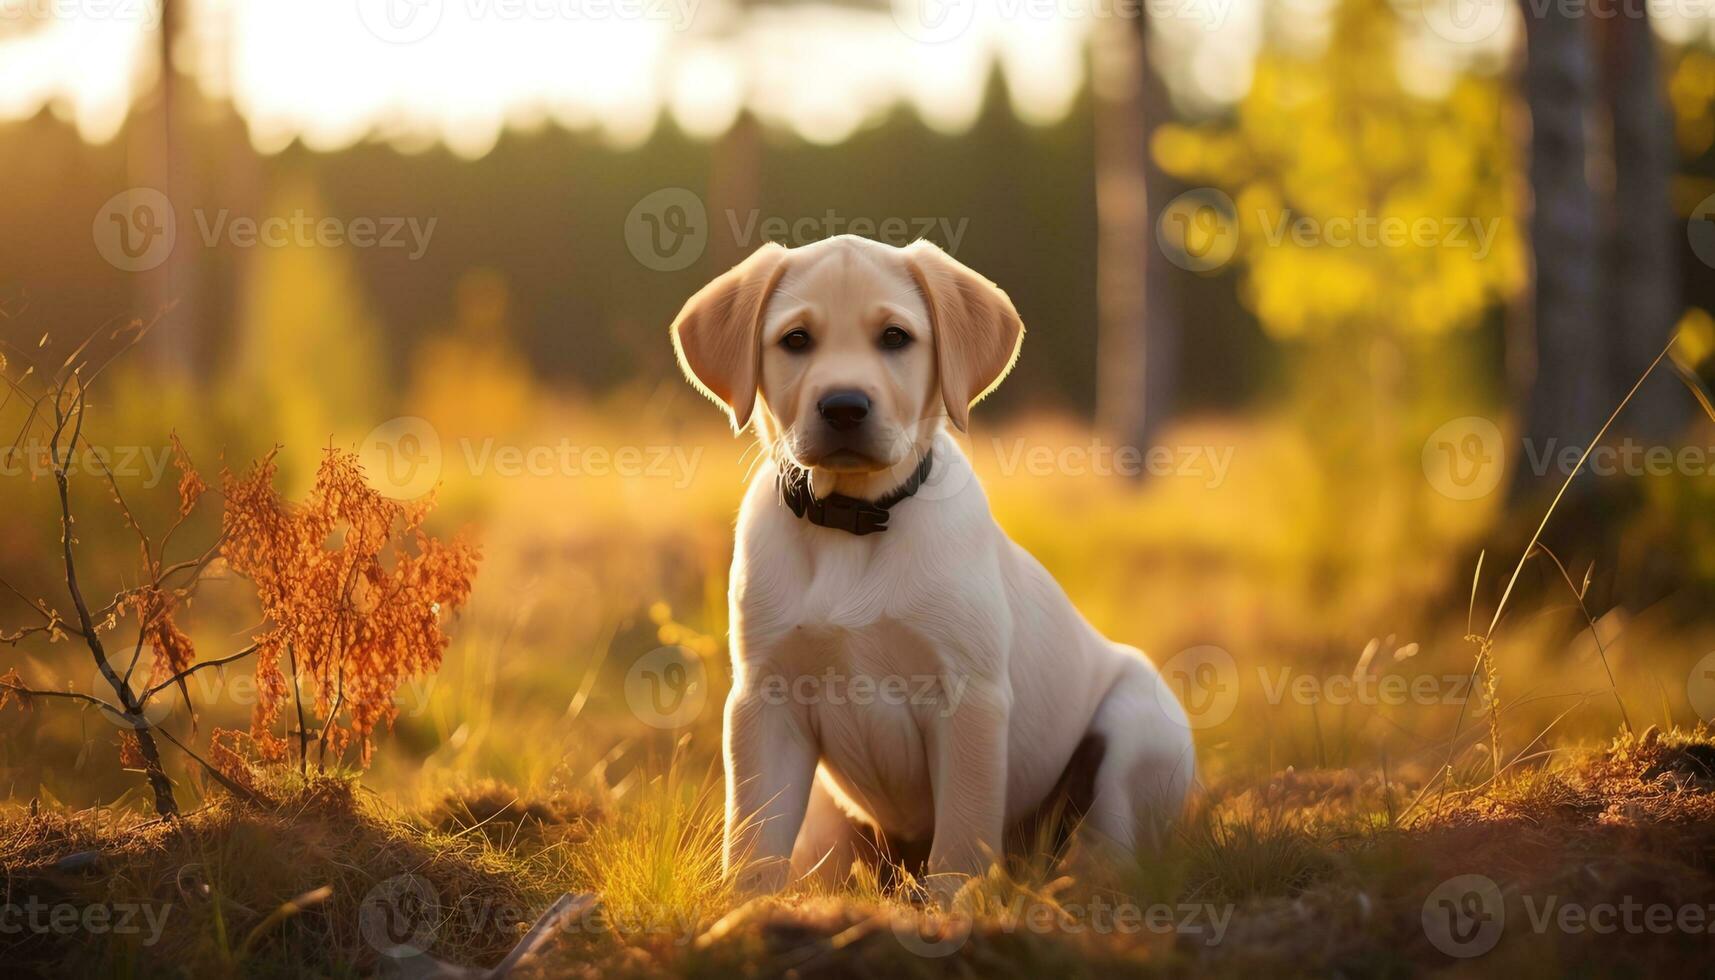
782, 616, 943, 837
739, 531, 914, 643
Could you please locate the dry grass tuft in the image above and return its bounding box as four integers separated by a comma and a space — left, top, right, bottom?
1431, 724, 1715, 830
426, 779, 601, 847
0, 773, 562, 978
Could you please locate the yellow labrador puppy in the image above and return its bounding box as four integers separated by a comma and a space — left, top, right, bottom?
671, 235, 1194, 897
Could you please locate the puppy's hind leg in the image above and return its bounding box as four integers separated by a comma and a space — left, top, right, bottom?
789, 770, 869, 889
1080, 656, 1197, 858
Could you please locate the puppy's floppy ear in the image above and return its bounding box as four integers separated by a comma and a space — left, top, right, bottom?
903, 240, 1024, 432
671, 242, 791, 431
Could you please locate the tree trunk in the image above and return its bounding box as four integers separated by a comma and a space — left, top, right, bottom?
1093, 17, 1175, 457
127, 720, 181, 818
135, 0, 198, 376
1518, 2, 1610, 482
1601, 0, 1682, 438
708, 112, 761, 271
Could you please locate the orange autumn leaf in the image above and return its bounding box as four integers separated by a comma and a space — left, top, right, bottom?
170, 433, 208, 518
0, 668, 31, 713
117, 730, 147, 769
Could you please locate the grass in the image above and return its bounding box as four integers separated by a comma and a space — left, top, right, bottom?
568, 752, 733, 951
4, 728, 1712, 977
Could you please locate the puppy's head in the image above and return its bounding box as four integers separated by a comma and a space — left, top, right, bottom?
671, 236, 1023, 477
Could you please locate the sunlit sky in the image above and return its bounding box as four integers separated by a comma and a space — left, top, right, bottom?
1, 0, 1712, 155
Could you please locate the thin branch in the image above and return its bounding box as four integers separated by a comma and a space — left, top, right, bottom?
0, 680, 264, 808
110, 539, 228, 685
0, 626, 55, 645
152, 724, 269, 808
141, 643, 261, 705
0, 574, 82, 639
286, 641, 309, 775
81, 417, 154, 568
50, 376, 178, 816
71, 423, 218, 692
0, 680, 122, 713
0, 368, 49, 455
316, 556, 365, 769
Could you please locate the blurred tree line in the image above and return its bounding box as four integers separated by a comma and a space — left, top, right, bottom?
1, 1, 1711, 457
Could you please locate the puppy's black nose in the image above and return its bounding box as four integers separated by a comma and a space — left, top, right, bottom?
817, 391, 870, 431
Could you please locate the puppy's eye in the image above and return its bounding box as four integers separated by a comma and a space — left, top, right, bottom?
880, 325, 912, 350
781, 328, 812, 352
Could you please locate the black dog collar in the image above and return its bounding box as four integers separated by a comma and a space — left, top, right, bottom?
778, 452, 934, 536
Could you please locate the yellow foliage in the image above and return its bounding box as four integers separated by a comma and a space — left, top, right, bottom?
1154, 0, 1524, 341
1669, 46, 1715, 158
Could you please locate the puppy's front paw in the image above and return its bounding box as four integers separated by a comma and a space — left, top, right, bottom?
731, 858, 790, 897
920, 871, 970, 909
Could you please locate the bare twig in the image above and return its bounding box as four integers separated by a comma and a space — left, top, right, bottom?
141, 643, 261, 705
0, 679, 122, 714
0, 574, 81, 639
286, 641, 309, 774
316, 556, 365, 769
50, 378, 178, 816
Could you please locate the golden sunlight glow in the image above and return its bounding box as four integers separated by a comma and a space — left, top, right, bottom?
0, 0, 1096, 155
0, 0, 159, 143
5, 0, 1713, 155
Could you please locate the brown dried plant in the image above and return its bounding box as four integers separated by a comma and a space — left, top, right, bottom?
220, 447, 479, 771
0, 319, 479, 816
